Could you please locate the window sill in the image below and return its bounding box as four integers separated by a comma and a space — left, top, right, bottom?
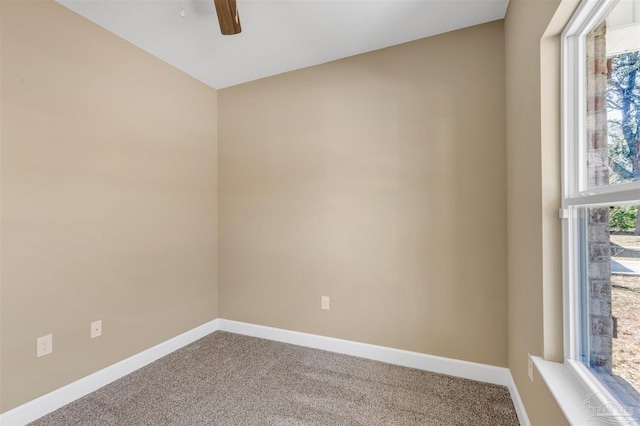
532, 356, 639, 426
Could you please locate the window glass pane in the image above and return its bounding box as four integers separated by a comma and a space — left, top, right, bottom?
585, 0, 640, 190
579, 204, 640, 420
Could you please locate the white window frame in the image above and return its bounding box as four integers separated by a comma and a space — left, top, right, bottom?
561, 0, 640, 423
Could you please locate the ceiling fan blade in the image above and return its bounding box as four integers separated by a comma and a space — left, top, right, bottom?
214, 0, 241, 35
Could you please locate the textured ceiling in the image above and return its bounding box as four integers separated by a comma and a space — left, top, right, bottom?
56, 0, 509, 89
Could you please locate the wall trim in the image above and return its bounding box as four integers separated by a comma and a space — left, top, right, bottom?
220, 319, 529, 424
506, 370, 532, 426
1, 318, 530, 426
219, 319, 510, 386
0, 319, 220, 426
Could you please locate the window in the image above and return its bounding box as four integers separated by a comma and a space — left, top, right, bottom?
563, 0, 640, 423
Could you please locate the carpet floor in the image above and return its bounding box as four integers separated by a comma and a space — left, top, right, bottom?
29, 331, 519, 425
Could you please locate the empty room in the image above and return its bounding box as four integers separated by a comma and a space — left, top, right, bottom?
1, 0, 639, 424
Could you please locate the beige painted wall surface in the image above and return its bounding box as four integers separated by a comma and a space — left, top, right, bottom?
1, 0, 218, 412
505, 0, 578, 424
219, 21, 508, 367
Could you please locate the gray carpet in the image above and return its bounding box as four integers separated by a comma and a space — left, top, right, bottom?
29, 331, 519, 425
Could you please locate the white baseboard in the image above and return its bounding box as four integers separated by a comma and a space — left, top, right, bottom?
1, 318, 530, 426
506, 370, 532, 426
220, 319, 530, 425
219, 319, 510, 386
0, 319, 219, 426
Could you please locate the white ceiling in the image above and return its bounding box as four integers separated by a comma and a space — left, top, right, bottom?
56, 0, 509, 89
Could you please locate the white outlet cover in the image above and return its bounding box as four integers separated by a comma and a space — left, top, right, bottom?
37, 334, 53, 358
91, 320, 102, 339
321, 296, 330, 310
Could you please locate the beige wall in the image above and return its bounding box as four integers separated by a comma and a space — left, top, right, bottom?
219, 21, 508, 367
505, 0, 579, 424
0, 0, 218, 412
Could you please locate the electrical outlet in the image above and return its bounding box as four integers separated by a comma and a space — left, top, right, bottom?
37, 334, 53, 358
321, 296, 330, 310
91, 320, 102, 339
528, 353, 534, 382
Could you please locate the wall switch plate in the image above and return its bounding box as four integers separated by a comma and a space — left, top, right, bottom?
321, 296, 330, 310
91, 320, 102, 338
528, 353, 534, 382
37, 334, 53, 358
